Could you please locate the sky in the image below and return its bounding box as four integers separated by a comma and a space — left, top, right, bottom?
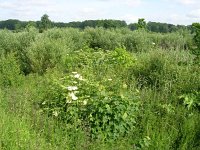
0, 0, 200, 25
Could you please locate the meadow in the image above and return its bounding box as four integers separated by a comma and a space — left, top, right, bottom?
0, 26, 199, 150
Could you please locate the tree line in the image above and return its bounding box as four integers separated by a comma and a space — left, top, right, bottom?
0, 14, 192, 33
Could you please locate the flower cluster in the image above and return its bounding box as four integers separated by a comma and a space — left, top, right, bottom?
65, 72, 85, 104
72, 72, 84, 80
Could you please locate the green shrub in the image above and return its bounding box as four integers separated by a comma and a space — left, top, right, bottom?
43, 28, 86, 50
192, 23, 200, 64
0, 30, 19, 55
128, 49, 199, 92
84, 27, 121, 50
122, 30, 154, 52
26, 37, 67, 74
15, 30, 38, 74
40, 71, 140, 140
64, 47, 136, 75
0, 53, 22, 87
128, 50, 166, 88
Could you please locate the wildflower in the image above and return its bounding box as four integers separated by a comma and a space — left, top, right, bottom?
73, 73, 84, 80
79, 75, 83, 80
74, 74, 81, 79
69, 92, 78, 100
72, 72, 77, 74
42, 101, 46, 105
52, 111, 58, 117
83, 100, 87, 105
108, 79, 112, 81
67, 86, 78, 91
152, 42, 155, 45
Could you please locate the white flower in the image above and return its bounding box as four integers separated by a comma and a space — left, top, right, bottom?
79, 76, 83, 80
67, 86, 78, 91
42, 101, 46, 105
69, 92, 78, 100
52, 111, 58, 117
108, 79, 112, 81
83, 100, 87, 105
152, 42, 155, 45
74, 73, 84, 80
72, 72, 77, 74
74, 74, 81, 79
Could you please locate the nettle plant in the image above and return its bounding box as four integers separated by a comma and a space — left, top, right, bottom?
40, 72, 140, 139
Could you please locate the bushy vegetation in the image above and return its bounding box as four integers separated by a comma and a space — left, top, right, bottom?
0, 26, 199, 150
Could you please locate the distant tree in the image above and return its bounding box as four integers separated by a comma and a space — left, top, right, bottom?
159, 23, 169, 33
128, 23, 138, 31
15, 22, 22, 31
168, 24, 178, 32
39, 14, 52, 32
26, 21, 36, 28
137, 18, 147, 30
147, 22, 159, 32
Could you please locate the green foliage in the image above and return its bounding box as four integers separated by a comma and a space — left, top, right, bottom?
84, 27, 121, 50
0, 17, 192, 33
0, 53, 21, 87
179, 91, 200, 110
0, 26, 199, 149
0, 30, 19, 55
106, 47, 135, 68
26, 28, 82, 74
128, 50, 166, 88
0, 109, 48, 150
122, 30, 154, 52
40, 72, 139, 140
192, 23, 200, 49
39, 14, 52, 32
149, 31, 190, 50
15, 30, 38, 74
192, 23, 200, 64
129, 49, 200, 94
137, 18, 147, 30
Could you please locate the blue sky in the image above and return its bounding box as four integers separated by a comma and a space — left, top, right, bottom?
0, 0, 200, 25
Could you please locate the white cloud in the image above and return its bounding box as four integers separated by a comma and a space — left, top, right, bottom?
80, 8, 98, 14
0, 0, 60, 20
96, 0, 142, 7
176, 0, 196, 5
0, 0, 55, 9
119, 14, 139, 23
164, 13, 200, 25
123, 0, 142, 7
187, 9, 200, 19
163, 0, 200, 6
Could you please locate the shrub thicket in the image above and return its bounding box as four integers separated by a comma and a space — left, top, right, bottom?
0, 26, 199, 149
